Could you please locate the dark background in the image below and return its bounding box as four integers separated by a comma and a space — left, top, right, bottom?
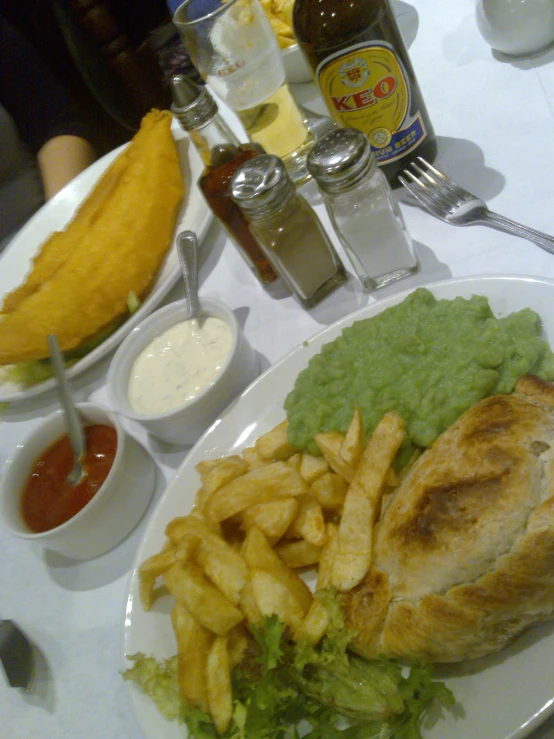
0, 0, 174, 155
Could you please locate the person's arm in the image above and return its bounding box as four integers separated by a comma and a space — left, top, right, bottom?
0, 15, 96, 199
37, 134, 96, 200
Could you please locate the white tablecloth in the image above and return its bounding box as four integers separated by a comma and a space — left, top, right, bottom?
3, 1, 554, 737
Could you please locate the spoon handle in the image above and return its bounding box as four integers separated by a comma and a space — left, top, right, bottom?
177, 230, 199, 321
47, 334, 86, 462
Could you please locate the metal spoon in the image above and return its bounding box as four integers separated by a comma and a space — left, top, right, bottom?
47, 334, 86, 486
177, 230, 199, 324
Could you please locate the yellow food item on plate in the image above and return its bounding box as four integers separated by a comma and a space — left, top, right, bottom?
260, 0, 296, 48
135, 415, 404, 732
0, 109, 184, 364
1, 139, 133, 315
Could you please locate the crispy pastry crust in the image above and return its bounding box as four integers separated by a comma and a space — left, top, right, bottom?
345, 376, 554, 662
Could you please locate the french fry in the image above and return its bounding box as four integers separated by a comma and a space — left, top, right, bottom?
240, 497, 299, 541
204, 462, 309, 522
194, 487, 211, 514
310, 472, 348, 510
238, 576, 263, 626
227, 623, 250, 668
293, 598, 330, 645
169, 515, 248, 604
273, 0, 294, 24
242, 526, 313, 612
259, 0, 296, 48
172, 532, 201, 563
172, 604, 213, 711
251, 568, 304, 631
138, 547, 178, 610
206, 636, 233, 735
166, 515, 220, 543
255, 420, 296, 461
195, 532, 249, 606
195, 458, 222, 480
165, 513, 219, 545
317, 523, 338, 589
299, 453, 329, 484
339, 407, 365, 468
269, 15, 295, 47
203, 455, 249, 496
331, 412, 405, 593
164, 562, 244, 635
275, 538, 322, 568
285, 494, 326, 547
241, 446, 268, 470
314, 431, 354, 482
287, 452, 302, 471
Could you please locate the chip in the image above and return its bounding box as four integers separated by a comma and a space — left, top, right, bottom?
331, 412, 405, 592
251, 568, 304, 630
164, 562, 244, 635
240, 497, 299, 541
206, 636, 233, 734
204, 461, 309, 522
172, 604, 213, 712
255, 420, 296, 461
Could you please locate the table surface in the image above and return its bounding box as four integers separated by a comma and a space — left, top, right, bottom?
4, 1, 554, 737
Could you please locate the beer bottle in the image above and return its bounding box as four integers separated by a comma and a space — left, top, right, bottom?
293, 0, 437, 184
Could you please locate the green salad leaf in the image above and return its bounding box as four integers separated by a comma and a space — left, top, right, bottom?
125, 589, 454, 739
123, 653, 182, 721
1, 310, 131, 388
0, 289, 143, 390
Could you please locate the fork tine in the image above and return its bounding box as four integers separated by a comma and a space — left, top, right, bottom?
416, 157, 472, 201
409, 161, 460, 209
398, 174, 441, 214
401, 169, 452, 209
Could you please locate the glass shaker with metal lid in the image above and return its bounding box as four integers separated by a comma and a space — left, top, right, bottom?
307, 128, 418, 291
171, 74, 277, 285
230, 155, 346, 309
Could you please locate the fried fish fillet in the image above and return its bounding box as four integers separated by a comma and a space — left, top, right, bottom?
345, 375, 554, 662
0, 109, 184, 364
1, 134, 136, 315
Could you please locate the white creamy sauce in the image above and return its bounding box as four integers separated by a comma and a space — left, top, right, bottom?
128, 317, 233, 415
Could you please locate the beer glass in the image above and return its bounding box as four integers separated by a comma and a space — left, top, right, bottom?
173, 0, 314, 184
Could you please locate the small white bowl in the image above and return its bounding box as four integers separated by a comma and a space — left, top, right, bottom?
0, 403, 155, 560
476, 0, 554, 56
282, 43, 313, 84
107, 297, 259, 446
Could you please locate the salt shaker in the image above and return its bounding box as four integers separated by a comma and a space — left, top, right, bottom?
307, 128, 418, 291
230, 155, 346, 309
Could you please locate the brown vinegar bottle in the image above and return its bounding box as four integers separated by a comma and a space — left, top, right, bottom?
293, 0, 437, 185
171, 75, 277, 284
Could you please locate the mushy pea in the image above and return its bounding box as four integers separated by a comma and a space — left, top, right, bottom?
285, 288, 554, 457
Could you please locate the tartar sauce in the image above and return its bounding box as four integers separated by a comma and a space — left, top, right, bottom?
128, 317, 233, 415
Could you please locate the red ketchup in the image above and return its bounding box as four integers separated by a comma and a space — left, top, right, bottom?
20, 424, 117, 533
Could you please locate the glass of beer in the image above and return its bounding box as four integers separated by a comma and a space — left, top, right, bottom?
173, 0, 314, 184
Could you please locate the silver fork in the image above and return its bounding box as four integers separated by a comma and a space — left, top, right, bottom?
399, 157, 554, 256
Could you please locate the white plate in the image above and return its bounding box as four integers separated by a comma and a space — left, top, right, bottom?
123, 274, 554, 739
0, 120, 212, 403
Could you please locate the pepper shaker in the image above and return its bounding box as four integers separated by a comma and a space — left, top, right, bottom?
307, 128, 418, 291
230, 155, 346, 309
